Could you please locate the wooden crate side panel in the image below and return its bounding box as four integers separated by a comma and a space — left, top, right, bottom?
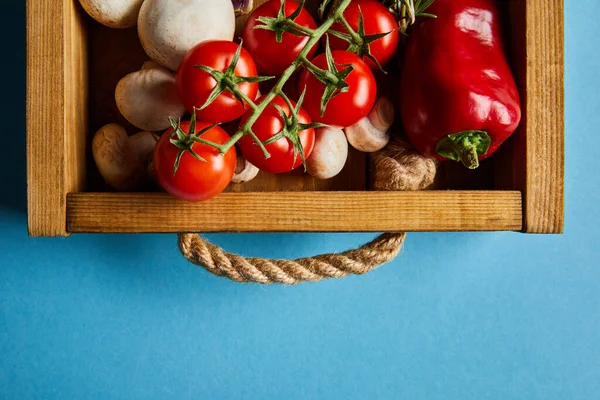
27, 0, 88, 236
64, 0, 88, 194
522, 0, 565, 233
26, 0, 67, 236
67, 192, 523, 233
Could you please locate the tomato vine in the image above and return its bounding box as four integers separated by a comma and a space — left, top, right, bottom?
169, 0, 435, 172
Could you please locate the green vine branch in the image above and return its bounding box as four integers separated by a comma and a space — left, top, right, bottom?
169, 0, 354, 171
167, 0, 438, 175
328, 8, 392, 72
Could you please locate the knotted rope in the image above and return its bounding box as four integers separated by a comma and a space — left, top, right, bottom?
179, 139, 436, 284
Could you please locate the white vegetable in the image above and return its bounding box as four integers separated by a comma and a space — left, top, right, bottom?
115, 66, 186, 131
79, 0, 144, 29
345, 97, 394, 153
306, 127, 348, 180
92, 124, 157, 191
231, 156, 260, 184
138, 0, 236, 71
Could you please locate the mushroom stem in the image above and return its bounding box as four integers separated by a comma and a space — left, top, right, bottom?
344, 97, 394, 153
231, 155, 260, 184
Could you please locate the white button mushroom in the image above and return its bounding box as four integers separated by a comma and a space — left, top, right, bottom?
344, 97, 394, 153
231, 155, 260, 184
92, 124, 158, 191
79, 0, 144, 29
138, 0, 236, 71
306, 127, 349, 180
115, 65, 186, 132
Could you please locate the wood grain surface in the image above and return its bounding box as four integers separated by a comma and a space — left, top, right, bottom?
506, 0, 565, 233
27, 0, 88, 236
67, 191, 523, 233
27, 0, 564, 235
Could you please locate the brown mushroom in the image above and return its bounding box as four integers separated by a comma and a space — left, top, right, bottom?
92, 124, 158, 191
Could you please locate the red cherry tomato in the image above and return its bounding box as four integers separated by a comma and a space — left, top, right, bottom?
242, 0, 317, 76
297, 51, 377, 128
238, 95, 315, 174
176, 41, 259, 123
327, 0, 399, 70
154, 121, 236, 202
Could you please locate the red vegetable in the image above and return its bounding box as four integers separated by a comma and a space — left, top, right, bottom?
400, 0, 522, 169
154, 119, 236, 202
242, 0, 317, 76
238, 95, 315, 174
327, 0, 399, 70
176, 41, 260, 124
298, 50, 377, 128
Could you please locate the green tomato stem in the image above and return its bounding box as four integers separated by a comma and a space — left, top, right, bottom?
338, 15, 363, 45
283, 19, 317, 36
299, 55, 340, 84
189, 0, 353, 159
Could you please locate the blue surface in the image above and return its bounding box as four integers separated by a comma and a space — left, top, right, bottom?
1, 1, 598, 399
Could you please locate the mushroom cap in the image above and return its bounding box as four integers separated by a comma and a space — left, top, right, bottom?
306, 127, 349, 180
92, 123, 144, 191
79, 0, 144, 29
138, 0, 236, 71
115, 67, 186, 131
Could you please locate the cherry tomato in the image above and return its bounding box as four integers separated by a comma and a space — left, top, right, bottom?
154, 120, 236, 202
238, 95, 315, 174
297, 51, 377, 128
176, 41, 259, 123
243, 0, 317, 76
327, 0, 399, 70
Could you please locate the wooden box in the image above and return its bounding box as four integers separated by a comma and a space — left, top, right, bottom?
26, 0, 564, 236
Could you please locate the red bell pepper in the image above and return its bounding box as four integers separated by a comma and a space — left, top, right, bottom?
400, 0, 521, 169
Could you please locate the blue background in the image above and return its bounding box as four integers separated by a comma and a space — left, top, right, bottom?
2, 0, 598, 399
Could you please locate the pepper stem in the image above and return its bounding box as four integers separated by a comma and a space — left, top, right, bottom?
435, 130, 491, 170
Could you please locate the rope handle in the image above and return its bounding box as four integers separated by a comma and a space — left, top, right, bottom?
179, 233, 406, 284
178, 138, 436, 284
